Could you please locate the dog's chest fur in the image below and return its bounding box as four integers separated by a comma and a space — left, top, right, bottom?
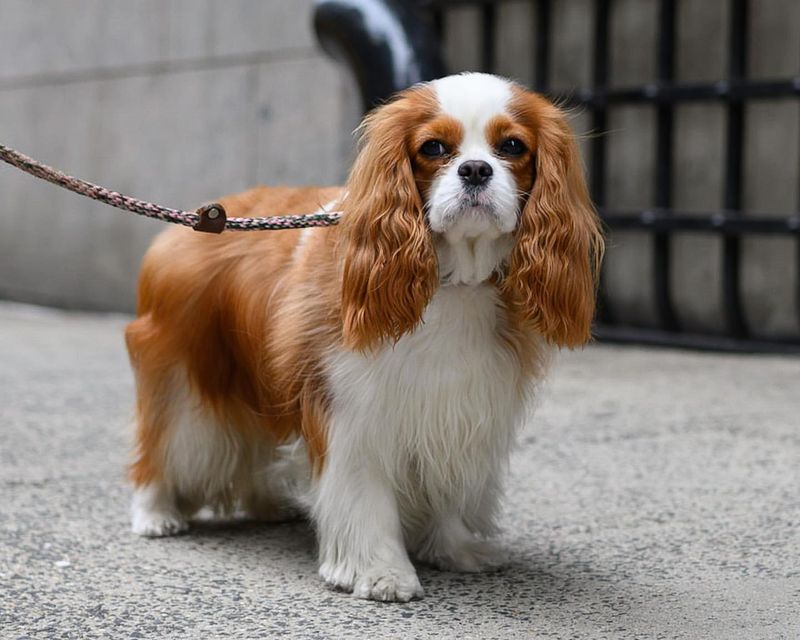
324, 284, 530, 520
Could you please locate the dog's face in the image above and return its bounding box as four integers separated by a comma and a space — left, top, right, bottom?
339, 73, 604, 351
413, 74, 534, 238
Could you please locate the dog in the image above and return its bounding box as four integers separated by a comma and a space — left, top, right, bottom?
125, 72, 603, 601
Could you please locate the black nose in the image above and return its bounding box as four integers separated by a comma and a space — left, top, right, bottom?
457, 160, 493, 186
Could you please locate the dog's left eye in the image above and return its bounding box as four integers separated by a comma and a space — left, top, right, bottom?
498, 138, 526, 156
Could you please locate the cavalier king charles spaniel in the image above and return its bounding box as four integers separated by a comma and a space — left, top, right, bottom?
126, 72, 603, 601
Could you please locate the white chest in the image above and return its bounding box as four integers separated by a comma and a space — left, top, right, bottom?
325, 285, 530, 503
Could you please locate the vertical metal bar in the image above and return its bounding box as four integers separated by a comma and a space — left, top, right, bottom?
796, 52, 800, 333
534, 0, 551, 92
653, 0, 679, 330
797, 231, 800, 335
590, 0, 609, 207
722, 0, 749, 337
432, 6, 444, 41
481, 2, 496, 73
592, 0, 613, 324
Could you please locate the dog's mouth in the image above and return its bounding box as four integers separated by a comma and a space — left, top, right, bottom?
453, 197, 498, 221
425, 188, 507, 234
460, 185, 494, 208
433, 201, 499, 231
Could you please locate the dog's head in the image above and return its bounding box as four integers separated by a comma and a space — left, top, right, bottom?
338, 73, 603, 350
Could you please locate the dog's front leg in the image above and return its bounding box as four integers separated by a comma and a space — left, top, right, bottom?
313, 453, 423, 602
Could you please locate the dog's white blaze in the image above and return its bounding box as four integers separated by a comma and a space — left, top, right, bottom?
432, 72, 512, 132
428, 73, 519, 283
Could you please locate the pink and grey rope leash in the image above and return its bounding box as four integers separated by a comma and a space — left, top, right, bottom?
0, 143, 342, 233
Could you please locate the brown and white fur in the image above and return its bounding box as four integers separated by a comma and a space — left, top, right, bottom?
125, 73, 603, 601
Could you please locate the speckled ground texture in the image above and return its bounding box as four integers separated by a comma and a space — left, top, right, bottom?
1, 302, 798, 640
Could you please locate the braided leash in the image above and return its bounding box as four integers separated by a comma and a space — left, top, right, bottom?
0, 143, 342, 233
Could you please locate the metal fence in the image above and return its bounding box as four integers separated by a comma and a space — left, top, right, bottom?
315, 0, 800, 353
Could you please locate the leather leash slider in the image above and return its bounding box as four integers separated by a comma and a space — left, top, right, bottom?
194, 203, 227, 234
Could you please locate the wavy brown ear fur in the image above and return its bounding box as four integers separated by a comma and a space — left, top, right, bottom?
502, 92, 604, 347
339, 89, 439, 351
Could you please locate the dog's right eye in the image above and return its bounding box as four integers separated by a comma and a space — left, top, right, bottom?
420, 140, 447, 157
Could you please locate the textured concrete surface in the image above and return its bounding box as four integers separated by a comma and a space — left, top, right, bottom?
1, 301, 798, 639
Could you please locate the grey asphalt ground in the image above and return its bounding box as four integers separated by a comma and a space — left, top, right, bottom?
1, 301, 798, 640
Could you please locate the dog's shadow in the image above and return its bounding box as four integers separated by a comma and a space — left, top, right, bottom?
179, 514, 318, 567
168, 516, 646, 626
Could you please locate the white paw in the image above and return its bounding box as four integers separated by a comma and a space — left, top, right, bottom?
420, 538, 507, 573
319, 560, 357, 590
320, 561, 423, 602
131, 510, 188, 537
351, 565, 424, 602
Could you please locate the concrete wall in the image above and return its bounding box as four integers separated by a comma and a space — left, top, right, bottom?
0, 0, 359, 312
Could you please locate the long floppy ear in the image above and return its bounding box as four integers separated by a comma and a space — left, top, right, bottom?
502, 95, 604, 347
338, 94, 438, 351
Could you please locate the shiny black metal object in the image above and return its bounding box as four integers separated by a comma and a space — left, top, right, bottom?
653, 0, 678, 333
313, 0, 446, 111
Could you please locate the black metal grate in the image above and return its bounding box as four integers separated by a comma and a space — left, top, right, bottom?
421, 0, 800, 353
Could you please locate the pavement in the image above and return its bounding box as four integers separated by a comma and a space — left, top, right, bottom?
1, 301, 798, 640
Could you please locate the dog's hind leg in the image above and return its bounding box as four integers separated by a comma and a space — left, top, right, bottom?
126, 315, 194, 537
